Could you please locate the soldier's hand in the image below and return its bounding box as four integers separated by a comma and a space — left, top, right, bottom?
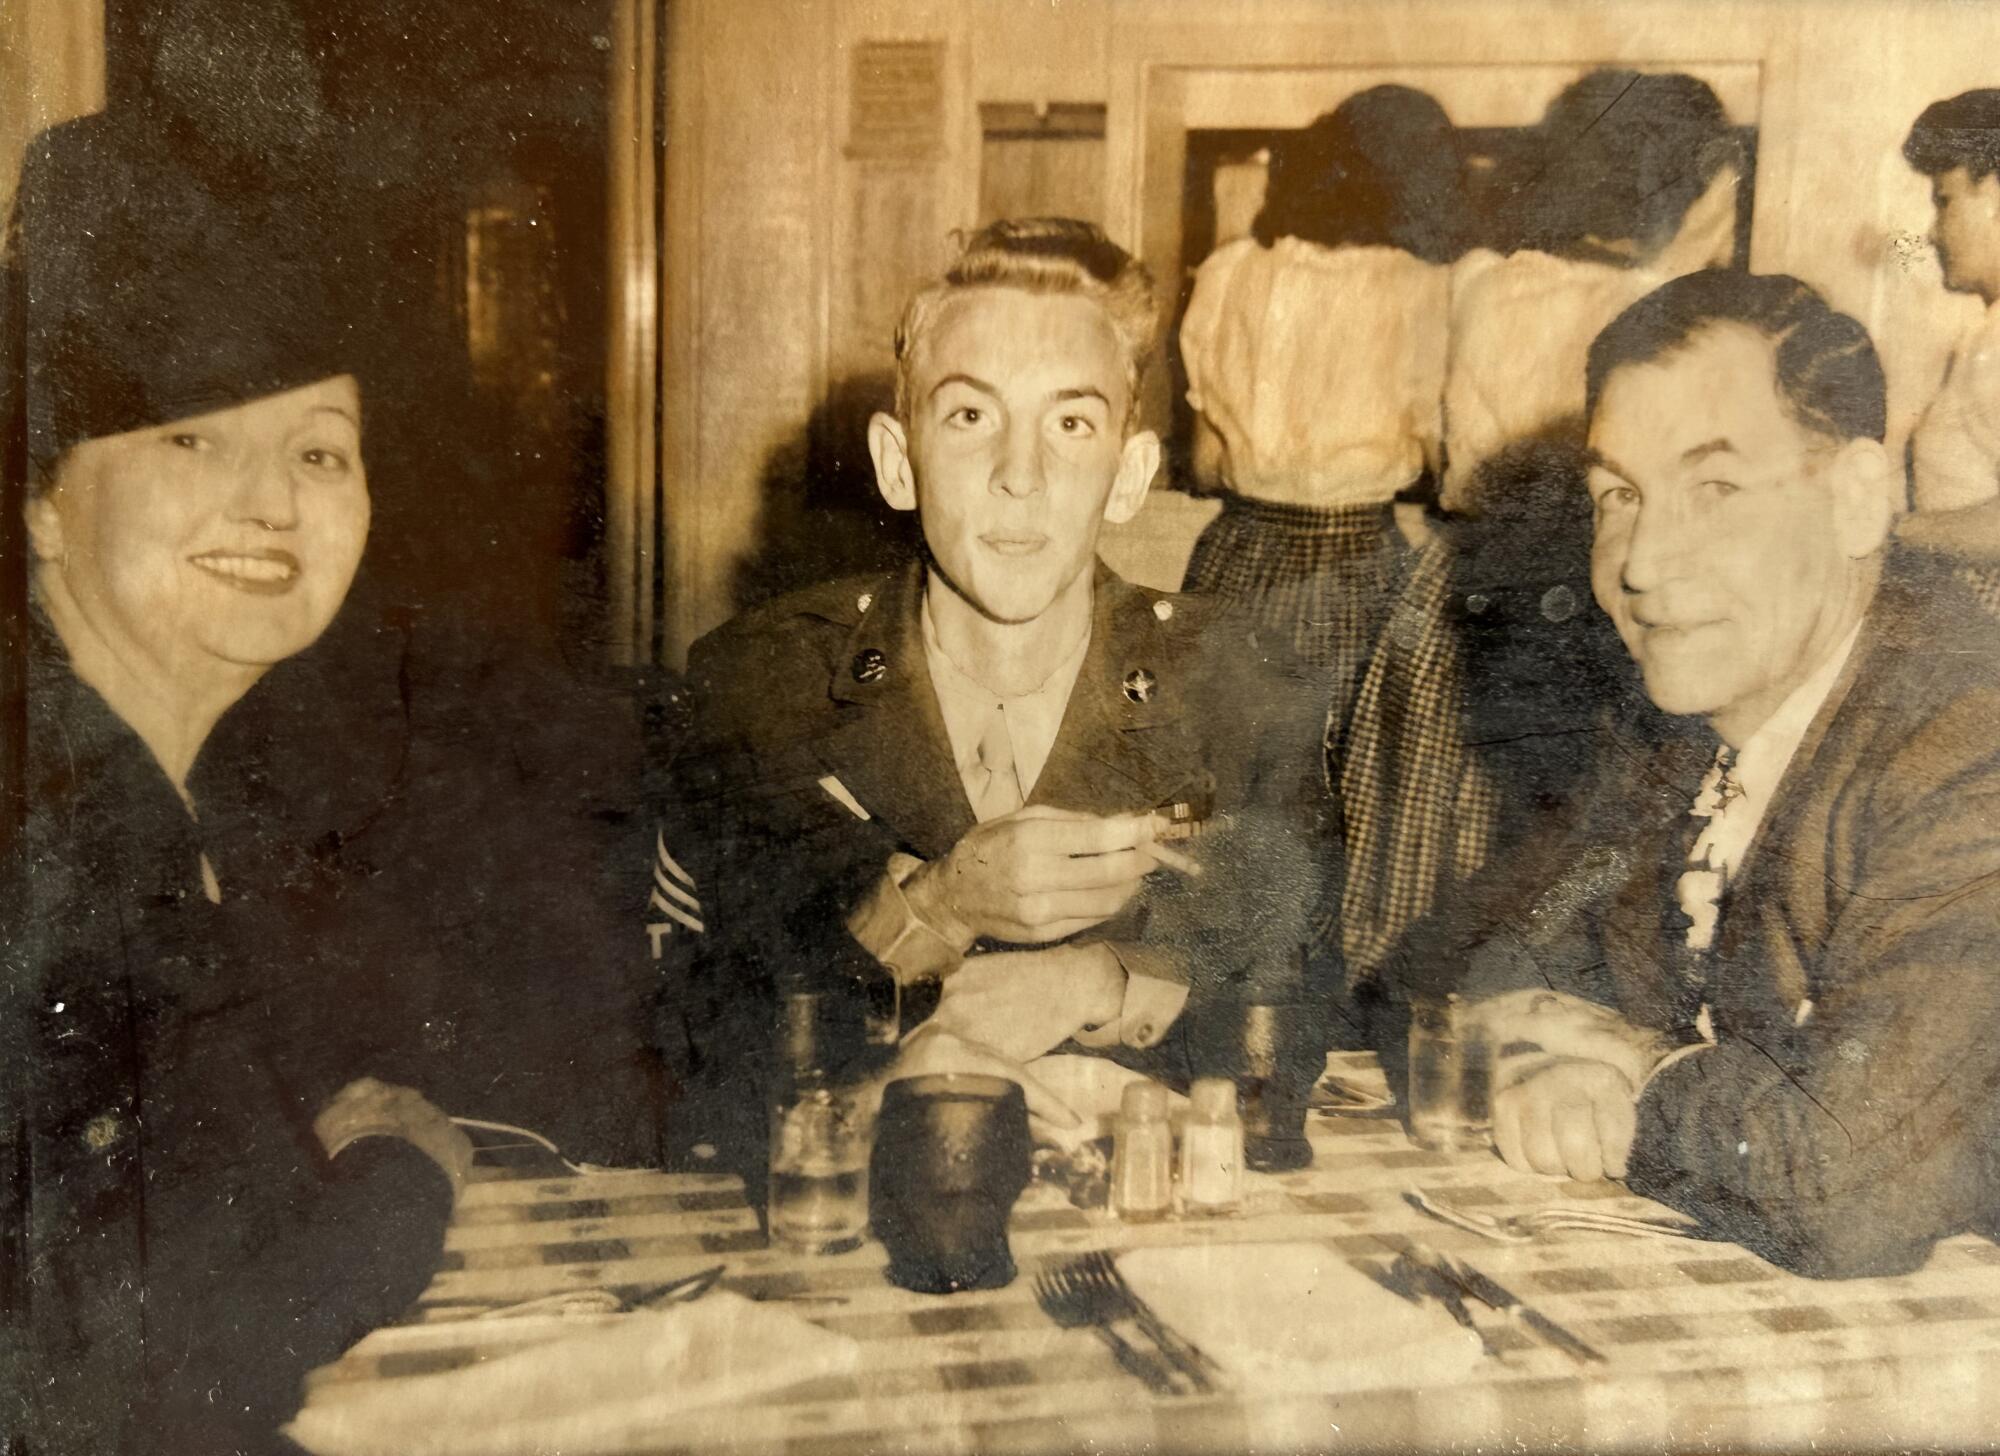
926, 945, 1127, 1063
906, 805, 1196, 945
1470, 990, 1673, 1090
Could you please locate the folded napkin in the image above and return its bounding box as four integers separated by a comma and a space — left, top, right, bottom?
1117, 1243, 1484, 1394
286, 1292, 858, 1456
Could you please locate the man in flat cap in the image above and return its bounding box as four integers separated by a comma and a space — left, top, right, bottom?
662, 218, 1331, 1161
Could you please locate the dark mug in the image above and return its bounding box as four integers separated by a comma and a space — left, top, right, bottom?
869, 1074, 1031, 1294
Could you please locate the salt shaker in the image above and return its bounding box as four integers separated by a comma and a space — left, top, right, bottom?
1178, 1077, 1243, 1216
1111, 1082, 1172, 1221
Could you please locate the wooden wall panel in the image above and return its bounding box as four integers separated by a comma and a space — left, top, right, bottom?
656, 0, 2000, 661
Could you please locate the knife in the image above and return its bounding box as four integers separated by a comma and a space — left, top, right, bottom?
1413, 1245, 1606, 1366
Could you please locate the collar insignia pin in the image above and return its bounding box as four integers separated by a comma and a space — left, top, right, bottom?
852, 647, 888, 684
1122, 667, 1157, 704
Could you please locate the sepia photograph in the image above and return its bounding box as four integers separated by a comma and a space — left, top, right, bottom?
5, 0, 2000, 1451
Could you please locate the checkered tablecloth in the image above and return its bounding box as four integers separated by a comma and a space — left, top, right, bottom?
300, 1054, 2000, 1453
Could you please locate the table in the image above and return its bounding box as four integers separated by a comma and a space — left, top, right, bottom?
301, 1054, 2000, 1453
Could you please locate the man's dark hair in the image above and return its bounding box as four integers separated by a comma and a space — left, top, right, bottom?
1904, 89, 2000, 184
1253, 85, 1466, 264
1516, 69, 1739, 258
1585, 270, 1886, 443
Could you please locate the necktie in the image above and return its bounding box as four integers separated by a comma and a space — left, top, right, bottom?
1675, 745, 1743, 955
970, 704, 1024, 821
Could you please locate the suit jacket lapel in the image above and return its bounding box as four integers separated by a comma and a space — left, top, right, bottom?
1713, 595, 1883, 1011
814, 560, 974, 861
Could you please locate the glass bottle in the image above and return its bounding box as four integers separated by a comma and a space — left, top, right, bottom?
1239, 1002, 1316, 1172
767, 990, 873, 1254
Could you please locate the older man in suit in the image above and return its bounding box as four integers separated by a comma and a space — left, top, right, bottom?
1470, 270, 2000, 1279
663, 219, 1328, 1164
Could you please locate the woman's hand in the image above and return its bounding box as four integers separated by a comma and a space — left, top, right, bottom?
315, 1077, 477, 1196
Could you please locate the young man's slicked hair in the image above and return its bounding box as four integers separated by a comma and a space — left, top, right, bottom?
1904, 89, 2000, 184
892, 217, 1160, 424
1586, 269, 1886, 445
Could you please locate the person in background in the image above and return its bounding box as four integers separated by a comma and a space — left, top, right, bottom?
1470, 271, 2000, 1280
1177, 85, 1465, 727
1443, 69, 1743, 505
666, 218, 1330, 1166
1896, 89, 2000, 591
1335, 70, 1740, 1012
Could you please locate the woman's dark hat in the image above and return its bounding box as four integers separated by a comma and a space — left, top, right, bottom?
6, 108, 363, 465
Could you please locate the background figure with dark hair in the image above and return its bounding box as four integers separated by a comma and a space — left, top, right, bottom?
1335, 69, 1742, 1015
1178, 85, 1464, 730
1896, 89, 2000, 600
1444, 68, 1742, 507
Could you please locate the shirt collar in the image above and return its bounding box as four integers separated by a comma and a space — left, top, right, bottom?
1730, 618, 1865, 807
919, 592, 1092, 799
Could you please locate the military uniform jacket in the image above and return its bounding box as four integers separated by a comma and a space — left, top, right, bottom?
663, 558, 1334, 1155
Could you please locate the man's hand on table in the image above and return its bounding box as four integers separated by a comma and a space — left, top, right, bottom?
926, 944, 1126, 1064
902, 806, 1199, 946
1491, 1053, 1638, 1181
1471, 989, 1677, 1090
1470, 991, 1676, 1183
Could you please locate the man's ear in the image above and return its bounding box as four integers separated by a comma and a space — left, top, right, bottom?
867, 412, 918, 513
1828, 435, 1895, 560
1101, 429, 1160, 526
25, 492, 65, 564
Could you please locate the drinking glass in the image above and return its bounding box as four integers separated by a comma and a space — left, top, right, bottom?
1407, 993, 1492, 1152
768, 1082, 872, 1254
869, 1074, 1031, 1294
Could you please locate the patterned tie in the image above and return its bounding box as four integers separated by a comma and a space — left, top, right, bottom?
1674, 744, 1744, 955
970, 704, 1024, 821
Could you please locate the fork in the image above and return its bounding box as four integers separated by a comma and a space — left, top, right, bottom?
1075, 1251, 1225, 1392
1033, 1264, 1189, 1395
1405, 1188, 1708, 1244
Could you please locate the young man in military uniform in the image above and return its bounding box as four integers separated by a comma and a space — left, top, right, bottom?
663, 219, 1330, 1156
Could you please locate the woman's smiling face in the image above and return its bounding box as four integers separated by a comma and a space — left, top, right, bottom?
31, 375, 371, 677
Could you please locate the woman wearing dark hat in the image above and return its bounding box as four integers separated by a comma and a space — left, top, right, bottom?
1, 114, 472, 1454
